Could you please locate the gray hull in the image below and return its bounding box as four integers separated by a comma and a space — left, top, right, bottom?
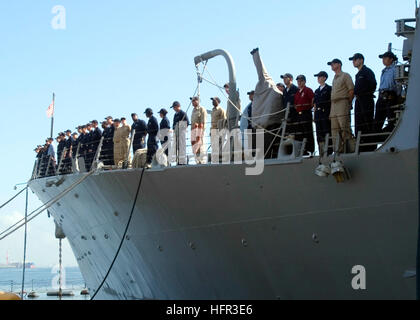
28, 149, 418, 300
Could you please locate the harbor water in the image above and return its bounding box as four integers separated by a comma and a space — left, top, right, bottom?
0, 267, 89, 300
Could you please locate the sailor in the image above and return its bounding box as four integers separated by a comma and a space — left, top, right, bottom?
240, 91, 255, 153
63, 130, 73, 173
88, 120, 103, 169
375, 51, 400, 133
171, 101, 189, 165
158, 108, 171, 157
56, 133, 66, 169
101, 116, 115, 166
45, 138, 56, 176
131, 113, 147, 152
71, 132, 79, 159
328, 58, 355, 153
313, 71, 332, 156
349, 53, 377, 143
210, 97, 227, 162
35, 145, 44, 176
224, 83, 230, 96
241, 91, 254, 132
190, 96, 207, 164
276, 83, 285, 93
113, 118, 131, 166
281, 73, 299, 136
145, 108, 159, 168
78, 125, 90, 170
294, 75, 315, 155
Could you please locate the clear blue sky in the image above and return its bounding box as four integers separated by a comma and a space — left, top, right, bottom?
0, 1, 415, 268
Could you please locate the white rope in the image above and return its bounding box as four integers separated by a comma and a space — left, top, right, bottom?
0, 171, 95, 241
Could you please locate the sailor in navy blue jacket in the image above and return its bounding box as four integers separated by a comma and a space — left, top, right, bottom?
313, 71, 332, 154
159, 108, 171, 156
145, 108, 159, 165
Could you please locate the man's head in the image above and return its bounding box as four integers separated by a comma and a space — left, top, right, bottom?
224, 84, 230, 95
121, 117, 127, 125
113, 119, 121, 128
191, 97, 200, 108
46, 138, 54, 145
247, 90, 255, 102
328, 59, 343, 73
349, 53, 365, 69
65, 130, 72, 137
86, 123, 92, 131
77, 126, 82, 134
159, 108, 168, 119
276, 83, 285, 93
211, 97, 221, 108
81, 125, 87, 133
91, 120, 98, 128
72, 132, 78, 140
131, 113, 138, 122
171, 101, 181, 113
281, 73, 293, 87
296, 75, 307, 89
101, 121, 107, 129
314, 71, 328, 86
144, 108, 153, 118
105, 116, 113, 126
379, 51, 397, 67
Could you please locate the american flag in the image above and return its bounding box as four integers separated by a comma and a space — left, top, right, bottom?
46, 101, 54, 118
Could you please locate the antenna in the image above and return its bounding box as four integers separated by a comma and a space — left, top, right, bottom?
388, 43, 393, 52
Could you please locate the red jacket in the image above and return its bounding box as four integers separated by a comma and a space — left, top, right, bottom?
294, 86, 314, 113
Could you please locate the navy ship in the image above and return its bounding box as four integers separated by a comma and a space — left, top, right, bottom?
28, 12, 419, 300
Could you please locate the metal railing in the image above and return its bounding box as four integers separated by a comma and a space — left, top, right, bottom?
31, 102, 405, 179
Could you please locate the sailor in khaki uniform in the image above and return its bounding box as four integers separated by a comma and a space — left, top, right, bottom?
210, 97, 227, 163
113, 118, 131, 166
190, 96, 207, 164
328, 59, 355, 153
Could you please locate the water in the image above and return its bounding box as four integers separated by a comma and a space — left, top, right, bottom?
0, 267, 89, 300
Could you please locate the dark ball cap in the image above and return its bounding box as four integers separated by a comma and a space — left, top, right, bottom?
296, 75, 306, 81
65, 129, 72, 133
171, 101, 180, 109
91, 120, 98, 124
144, 108, 153, 115
327, 58, 343, 66
349, 53, 365, 61
281, 73, 293, 80
131, 113, 138, 117
211, 97, 221, 104
113, 118, 121, 123
379, 51, 397, 61
247, 90, 255, 95
105, 116, 113, 120
159, 108, 168, 115
314, 71, 329, 79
